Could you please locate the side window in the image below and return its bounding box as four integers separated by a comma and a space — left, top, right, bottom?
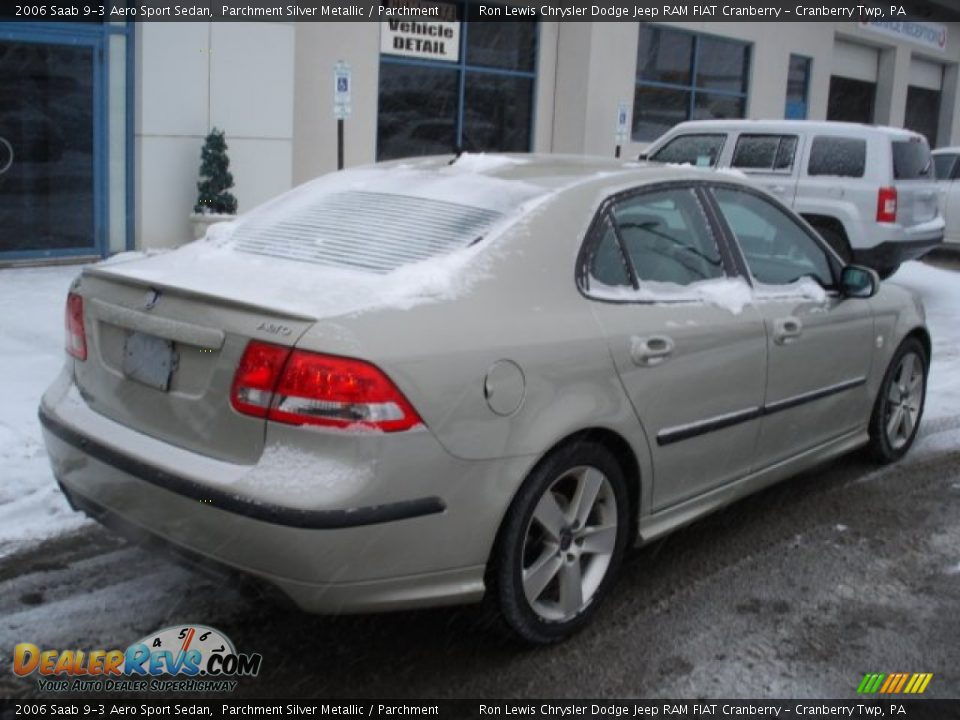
612, 188, 725, 287
731, 135, 798, 171
807, 136, 866, 178
933, 154, 958, 181
713, 187, 834, 288
588, 216, 632, 289
650, 134, 726, 167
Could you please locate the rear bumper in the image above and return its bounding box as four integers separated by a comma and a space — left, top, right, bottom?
39, 372, 533, 613
852, 235, 943, 270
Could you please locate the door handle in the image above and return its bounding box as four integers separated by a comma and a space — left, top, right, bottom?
773, 317, 803, 345
630, 335, 675, 366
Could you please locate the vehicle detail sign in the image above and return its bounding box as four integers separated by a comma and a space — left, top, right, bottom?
380, 0, 460, 63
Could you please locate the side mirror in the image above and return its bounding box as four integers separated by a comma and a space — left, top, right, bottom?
840, 264, 879, 299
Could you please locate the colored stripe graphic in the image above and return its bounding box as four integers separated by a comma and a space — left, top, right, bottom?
858, 673, 932, 694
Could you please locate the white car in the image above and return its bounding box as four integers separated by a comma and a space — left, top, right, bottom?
641, 120, 945, 277
932, 146, 960, 245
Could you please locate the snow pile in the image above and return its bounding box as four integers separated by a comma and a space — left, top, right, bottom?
449, 152, 526, 173
0, 267, 91, 556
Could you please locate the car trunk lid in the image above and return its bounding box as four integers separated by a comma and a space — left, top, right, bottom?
74, 268, 315, 464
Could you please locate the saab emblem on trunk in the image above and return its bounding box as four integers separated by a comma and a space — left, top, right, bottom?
142, 288, 161, 311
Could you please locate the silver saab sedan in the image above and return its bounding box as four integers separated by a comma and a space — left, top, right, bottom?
40, 155, 929, 644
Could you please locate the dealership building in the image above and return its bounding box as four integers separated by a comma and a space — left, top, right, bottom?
2, 9, 960, 263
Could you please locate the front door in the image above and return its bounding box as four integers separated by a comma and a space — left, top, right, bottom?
0, 34, 100, 260
709, 185, 875, 470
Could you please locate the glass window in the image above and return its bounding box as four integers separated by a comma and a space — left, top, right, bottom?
713, 187, 833, 288
732, 135, 798, 171
905, 86, 940, 149
633, 86, 692, 144
0, 40, 95, 254
465, 14, 536, 72
827, 76, 875, 124
632, 25, 750, 142
637, 24, 693, 86
933, 154, 958, 181
696, 35, 749, 93
808, 137, 866, 178
462, 73, 532, 153
377, 64, 458, 161
785, 55, 811, 119
650, 134, 725, 167
588, 216, 632, 289
892, 139, 933, 180
612, 189, 724, 287
377, 7, 537, 161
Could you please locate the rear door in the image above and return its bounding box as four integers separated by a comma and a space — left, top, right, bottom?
728, 133, 803, 206
583, 183, 767, 510
707, 184, 875, 470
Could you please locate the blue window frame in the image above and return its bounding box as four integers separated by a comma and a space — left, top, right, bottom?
377, 6, 538, 161
0, 21, 132, 262
632, 24, 751, 143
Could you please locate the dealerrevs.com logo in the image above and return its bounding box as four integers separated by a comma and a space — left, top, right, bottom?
13, 625, 261, 693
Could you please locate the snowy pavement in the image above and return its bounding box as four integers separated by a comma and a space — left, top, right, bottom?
0, 260, 958, 698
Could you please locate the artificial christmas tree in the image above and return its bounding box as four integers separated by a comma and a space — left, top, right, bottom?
194, 128, 237, 215
189, 128, 238, 240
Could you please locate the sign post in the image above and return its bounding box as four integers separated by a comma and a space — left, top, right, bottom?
615, 101, 629, 159
333, 61, 352, 170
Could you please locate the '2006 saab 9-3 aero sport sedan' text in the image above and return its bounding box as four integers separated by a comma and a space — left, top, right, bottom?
40, 155, 929, 644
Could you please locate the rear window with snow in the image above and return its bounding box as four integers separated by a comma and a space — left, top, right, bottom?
892, 140, 933, 180
807, 136, 866, 178
650, 134, 726, 167
225, 165, 544, 273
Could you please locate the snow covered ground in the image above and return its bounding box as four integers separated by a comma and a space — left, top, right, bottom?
0, 260, 958, 559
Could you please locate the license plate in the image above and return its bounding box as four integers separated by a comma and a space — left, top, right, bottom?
122, 331, 174, 391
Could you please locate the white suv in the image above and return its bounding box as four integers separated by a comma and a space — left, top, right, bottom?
641, 120, 944, 276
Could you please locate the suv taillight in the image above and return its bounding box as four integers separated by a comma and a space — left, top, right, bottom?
65, 293, 86, 361
877, 186, 898, 223
230, 341, 423, 432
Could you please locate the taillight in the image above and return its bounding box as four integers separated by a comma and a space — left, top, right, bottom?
877, 186, 897, 223
231, 341, 290, 418
230, 341, 423, 432
65, 292, 86, 361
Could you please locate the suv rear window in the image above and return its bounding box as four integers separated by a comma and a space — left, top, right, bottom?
934, 154, 959, 180
892, 139, 933, 179
807, 136, 866, 178
650, 134, 726, 167
732, 135, 799, 171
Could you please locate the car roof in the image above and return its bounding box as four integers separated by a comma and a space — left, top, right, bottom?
659, 119, 921, 140
379, 153, 739, 195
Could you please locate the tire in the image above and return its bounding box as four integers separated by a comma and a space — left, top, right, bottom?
812, 223, 852, 263
489, 441, 630, 645
867, 337, 927, 464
